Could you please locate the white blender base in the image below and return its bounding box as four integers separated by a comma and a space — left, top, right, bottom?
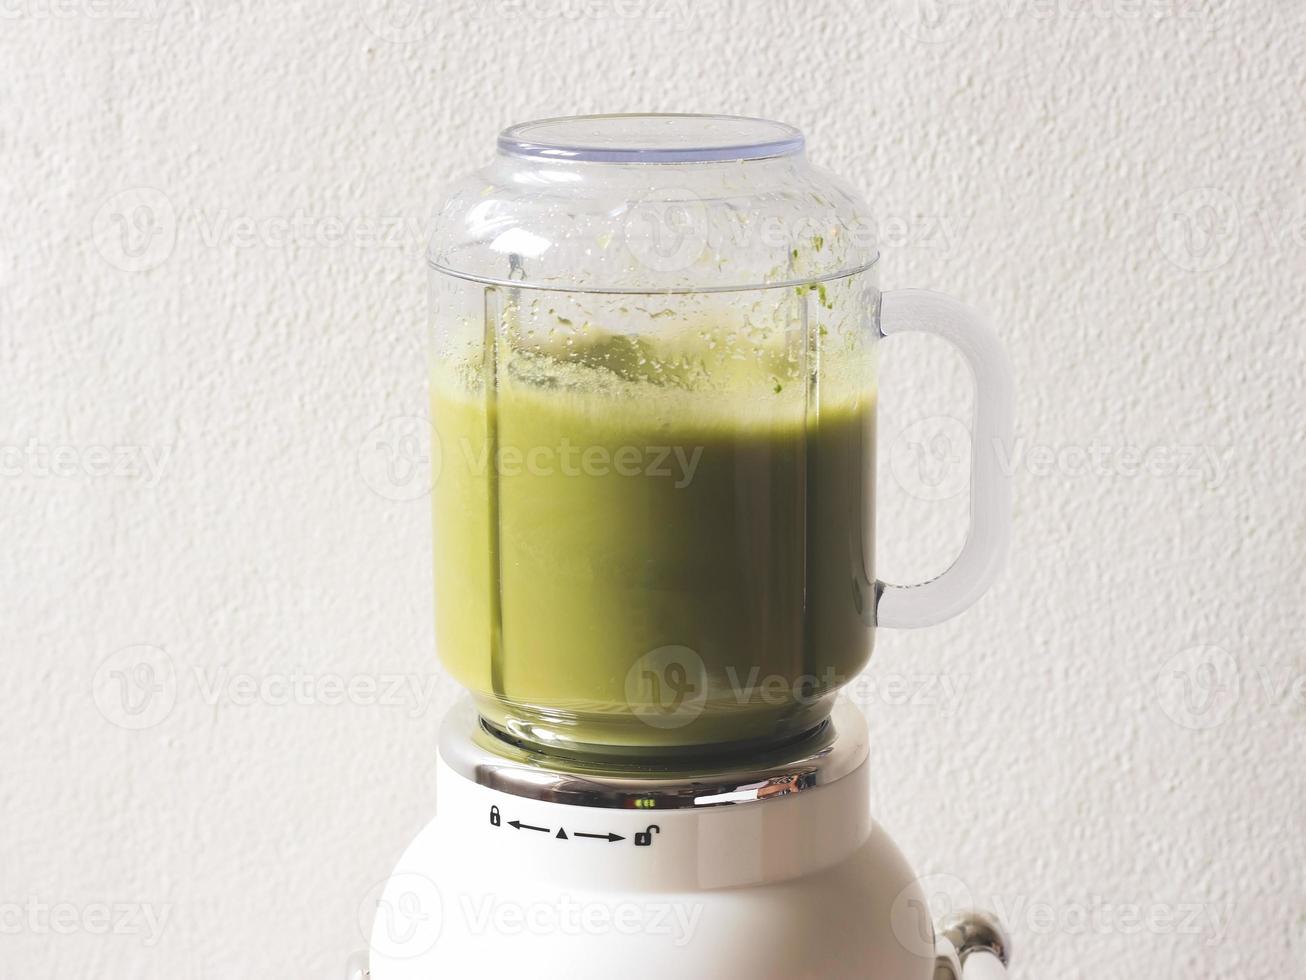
365, 703, 1009, 979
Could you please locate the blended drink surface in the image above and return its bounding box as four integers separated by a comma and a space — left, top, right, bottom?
432, 328, 876, 757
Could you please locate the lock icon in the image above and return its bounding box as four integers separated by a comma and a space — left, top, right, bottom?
634, 824, 660, 846
489, 806, 501, 827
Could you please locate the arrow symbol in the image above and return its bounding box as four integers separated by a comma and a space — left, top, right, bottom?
574, 832, 626, 843
508, 820, 549, 833
556, 828, 568, 839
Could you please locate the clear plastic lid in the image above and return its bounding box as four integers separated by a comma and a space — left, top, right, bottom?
429, 113, 879, 293
497, 114, 806, 163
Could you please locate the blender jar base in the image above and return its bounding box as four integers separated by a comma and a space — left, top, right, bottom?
469, 689, 845, 765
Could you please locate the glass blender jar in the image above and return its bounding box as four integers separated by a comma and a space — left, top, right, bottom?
427, 114, 1010, 762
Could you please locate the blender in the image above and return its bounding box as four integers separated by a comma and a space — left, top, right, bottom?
362, 114, 1015, 979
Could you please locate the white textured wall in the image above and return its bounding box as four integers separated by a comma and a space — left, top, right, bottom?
2, 1, 1303, 977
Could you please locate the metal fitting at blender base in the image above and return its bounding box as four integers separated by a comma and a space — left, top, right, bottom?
934, 910, 1013, 979
439, 698, 869, 810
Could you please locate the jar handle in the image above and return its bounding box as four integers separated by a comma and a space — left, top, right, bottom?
875, 289, 1013, 629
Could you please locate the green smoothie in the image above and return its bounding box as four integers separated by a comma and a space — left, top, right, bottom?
432, 322, 876, 759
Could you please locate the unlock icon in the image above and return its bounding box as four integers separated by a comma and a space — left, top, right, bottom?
634, 824, 660, 846
489, 806, 501, 827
